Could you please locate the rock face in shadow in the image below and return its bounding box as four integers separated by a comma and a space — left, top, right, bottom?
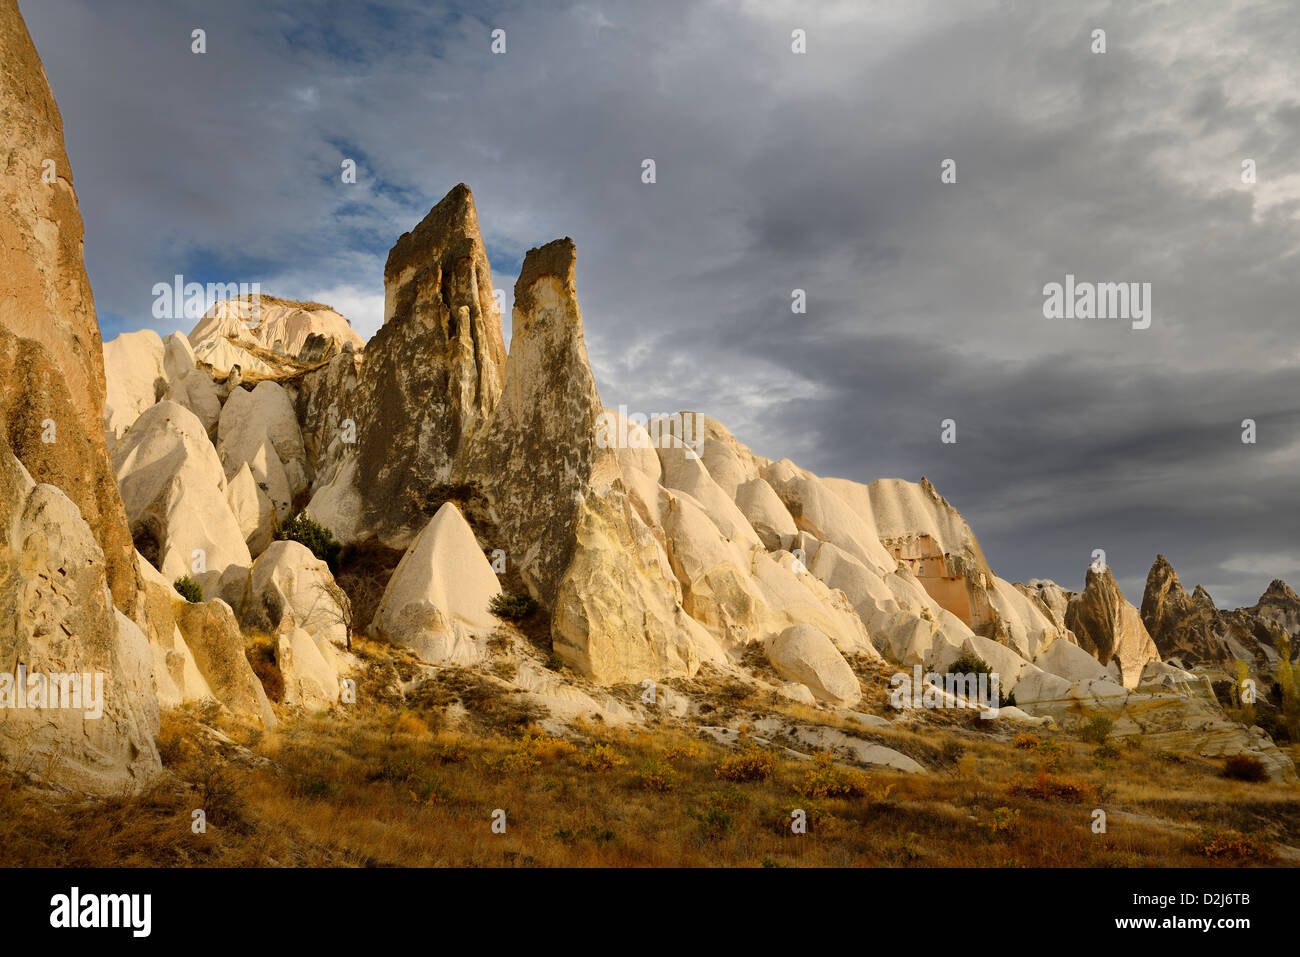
316, 184, 506, 549
1065, 565, 1162, 688
174, 598, 277, 729
1140, 555, 1234, 669
1140, 554, 1300, 676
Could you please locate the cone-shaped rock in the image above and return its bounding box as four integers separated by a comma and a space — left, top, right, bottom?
370, 502, 501, 665
1065, 564, 1161, 687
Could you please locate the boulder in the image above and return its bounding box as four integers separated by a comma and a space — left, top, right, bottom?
275, 627, 339, 712
765, 624, 861, 707
174, 598, 277, 728
241, 540, 350, 647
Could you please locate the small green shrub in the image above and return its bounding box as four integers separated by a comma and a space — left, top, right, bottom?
636, 758, 679, 792
274, 512, 342, 569
947, 653, 993, 677
173, 575, 203, 603
689, 805, 734, 841
490, 592, 539, 621
1078, 715, 1113, 745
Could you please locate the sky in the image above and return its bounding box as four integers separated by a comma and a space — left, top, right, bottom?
21, 0, 1300, 608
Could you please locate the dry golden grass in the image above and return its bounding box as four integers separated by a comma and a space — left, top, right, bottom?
3, 694, 1298, 867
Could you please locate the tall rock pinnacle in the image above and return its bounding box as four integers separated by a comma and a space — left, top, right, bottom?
0, 0, 137, 611
1066, 564, 1161, 687
0, 0, 160, 792
457, 237, 603, 603
458, 238, 715, 681
321, 184, 507, 547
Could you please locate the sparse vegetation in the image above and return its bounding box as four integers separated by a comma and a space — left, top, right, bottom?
3, 646, 1298, 868
1007, 770, 1095, 803
490, 591, 539, 621
574, 744, 627, 772
947, 653, 992, 678
1193, 827, 1275, 862
173, 575, 203, 603
274, 511, 343, 569
636, 758, 680, 792
1078, 715, 1113, 745
1222, 754, 1269, 782
713, 745, 778, 783
989, 806, 1021, 835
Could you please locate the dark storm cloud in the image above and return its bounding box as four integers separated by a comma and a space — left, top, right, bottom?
18, 0, 1300, 607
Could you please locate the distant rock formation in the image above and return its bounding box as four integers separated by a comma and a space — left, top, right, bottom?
1140, 554, 1300, 674
189, 294, 365, 368
1065, 565, 1162, 687
1140, 555, 1234, 669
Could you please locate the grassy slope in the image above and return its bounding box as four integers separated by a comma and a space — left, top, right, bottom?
2, 638, 1297, 867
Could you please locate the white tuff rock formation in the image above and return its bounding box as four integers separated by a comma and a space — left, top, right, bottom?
370, 502, 501, 664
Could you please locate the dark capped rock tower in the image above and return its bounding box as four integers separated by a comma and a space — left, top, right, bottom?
346, 183, 507, 547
